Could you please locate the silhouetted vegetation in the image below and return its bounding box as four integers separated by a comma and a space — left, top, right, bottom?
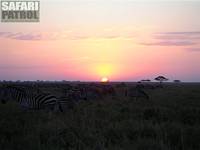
155, 76, 169, 87
174, 80, 181, 83
141, 79, 151, 82
0, 81, 200, 150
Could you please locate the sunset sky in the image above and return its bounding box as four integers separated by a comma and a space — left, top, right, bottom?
0, 0, 200, 82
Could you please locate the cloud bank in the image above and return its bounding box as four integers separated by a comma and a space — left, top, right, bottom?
140, 31, 200, 46
0, 30, 135, 41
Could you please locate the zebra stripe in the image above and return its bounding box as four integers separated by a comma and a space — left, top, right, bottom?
2, 86, 62, 112
59, 96, 77, 110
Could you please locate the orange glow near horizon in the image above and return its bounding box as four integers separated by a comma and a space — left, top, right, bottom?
101, 77, 109, 82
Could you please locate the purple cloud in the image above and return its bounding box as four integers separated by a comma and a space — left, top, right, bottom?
158, 31, 200, 35
155, 31, 200, 40
140, 31, 200, 46
0, 31, 135, 41
186, 48, 200, 52
0, 32, 42, 41
140, 41, 196, 46
15, 34, 42, 41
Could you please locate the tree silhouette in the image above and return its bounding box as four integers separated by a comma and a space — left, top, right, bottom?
155, 76, 168, 85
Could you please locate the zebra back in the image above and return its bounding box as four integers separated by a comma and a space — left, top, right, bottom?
3, 86, 63, 112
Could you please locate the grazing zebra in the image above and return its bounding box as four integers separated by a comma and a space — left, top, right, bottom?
0, 86, 63, 112
58, 96, 77, 110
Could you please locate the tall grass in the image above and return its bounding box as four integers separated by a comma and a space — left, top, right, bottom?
1, 83, 200, 150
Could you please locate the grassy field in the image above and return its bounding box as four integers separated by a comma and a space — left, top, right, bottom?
1, 83, 200, 150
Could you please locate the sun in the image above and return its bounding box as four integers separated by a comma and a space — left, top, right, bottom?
101, 77, 109, 83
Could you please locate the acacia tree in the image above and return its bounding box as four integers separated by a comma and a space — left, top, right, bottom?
155, 76, 168, 85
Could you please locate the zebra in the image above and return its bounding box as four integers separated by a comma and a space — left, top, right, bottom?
59, 88, 88, 111
58, 96, 78, 110
0, 86, 63, 112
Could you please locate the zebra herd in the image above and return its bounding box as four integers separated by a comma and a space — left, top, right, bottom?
0, 82, 156, 112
